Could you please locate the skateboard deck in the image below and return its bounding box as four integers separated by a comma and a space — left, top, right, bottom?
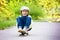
18, 30, 28, 36
27, 27, 32, 31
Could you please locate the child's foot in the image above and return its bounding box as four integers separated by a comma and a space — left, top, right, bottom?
18, 28, 22, 32
23, 27, 28, 33
18, 28, 28, 35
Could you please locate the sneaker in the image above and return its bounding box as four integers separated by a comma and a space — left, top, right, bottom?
23, 27, 28, 33
18, 28, 22, 32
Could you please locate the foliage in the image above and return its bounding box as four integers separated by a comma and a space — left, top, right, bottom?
0, 0, 60, 29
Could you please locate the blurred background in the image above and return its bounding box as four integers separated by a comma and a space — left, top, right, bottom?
0, 0, 60, 30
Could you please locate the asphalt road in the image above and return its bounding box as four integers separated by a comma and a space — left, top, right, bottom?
0, 22, 60, 40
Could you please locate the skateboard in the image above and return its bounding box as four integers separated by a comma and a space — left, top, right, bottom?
18, 30, 28, 36
18, 27, 32, 36
27, 27, 32, 31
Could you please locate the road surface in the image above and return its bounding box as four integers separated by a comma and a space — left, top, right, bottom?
0, 22, 60, 40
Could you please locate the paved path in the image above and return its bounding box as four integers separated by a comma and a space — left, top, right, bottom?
0, 22, 60, 40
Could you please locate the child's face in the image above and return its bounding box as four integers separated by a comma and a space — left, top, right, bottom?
21, 10, 28, 16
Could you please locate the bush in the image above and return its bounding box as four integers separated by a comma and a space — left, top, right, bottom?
0, 20, 16, 30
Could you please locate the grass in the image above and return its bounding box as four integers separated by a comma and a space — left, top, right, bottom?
0, 20, 16, 30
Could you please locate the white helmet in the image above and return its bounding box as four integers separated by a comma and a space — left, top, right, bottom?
20, 6, 29, 11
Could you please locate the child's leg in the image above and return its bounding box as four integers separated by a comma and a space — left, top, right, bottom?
16, 17, 23, 29
23, 17, 31, 32
25, 17, 31, 28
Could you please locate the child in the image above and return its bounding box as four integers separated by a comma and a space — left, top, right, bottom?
16, 6, 32, 35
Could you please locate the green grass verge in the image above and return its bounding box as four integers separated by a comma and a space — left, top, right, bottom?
0, 20, 16, 30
